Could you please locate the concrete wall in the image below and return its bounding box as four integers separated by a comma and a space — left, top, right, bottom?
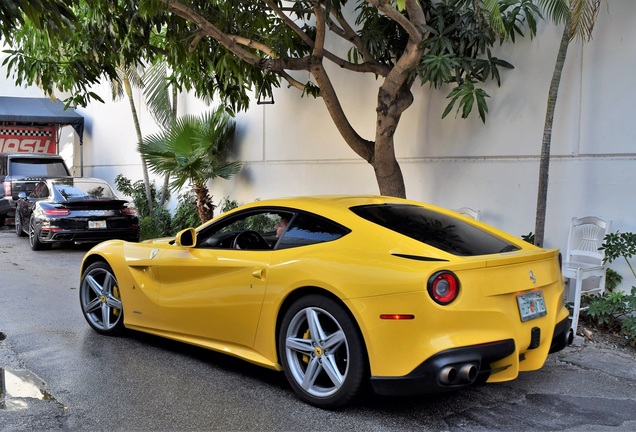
1, 1, 635, 287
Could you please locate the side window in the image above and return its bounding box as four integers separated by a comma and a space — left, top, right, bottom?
197, 210, 293, 250
276, 213, 350, 249
32, 182, 49, 199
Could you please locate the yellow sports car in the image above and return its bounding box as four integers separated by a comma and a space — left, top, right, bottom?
79, 195, 572, 408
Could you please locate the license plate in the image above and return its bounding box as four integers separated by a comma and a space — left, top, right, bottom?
517, 290, 547, 322
88, 220, 107, 229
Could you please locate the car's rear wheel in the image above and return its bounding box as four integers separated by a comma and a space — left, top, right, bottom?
279, 295, 367, 409
79, 261, 125, 335
15, 213, 26, 237
29, 215, 51, 250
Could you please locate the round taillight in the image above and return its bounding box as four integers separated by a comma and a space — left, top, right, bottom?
427, 271, 459, 305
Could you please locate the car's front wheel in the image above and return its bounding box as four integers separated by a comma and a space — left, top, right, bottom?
79, 261, 125, 335
279, 295, 367, 409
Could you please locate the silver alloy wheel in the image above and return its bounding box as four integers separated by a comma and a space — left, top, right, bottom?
283, 306, 349, 398
80, 265, 123, 333
28, 216, 36, 247
15, 214, 24, 236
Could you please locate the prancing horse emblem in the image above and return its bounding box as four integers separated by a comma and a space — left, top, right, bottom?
529, 270, 536, 285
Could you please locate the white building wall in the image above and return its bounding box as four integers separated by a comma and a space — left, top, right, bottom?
1, 2, 635, 286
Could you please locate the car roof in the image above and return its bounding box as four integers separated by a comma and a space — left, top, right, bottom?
223, 195, 455, 226
1, 153, 65, 159
236, 195, 430, 212
46, 177, 107, 184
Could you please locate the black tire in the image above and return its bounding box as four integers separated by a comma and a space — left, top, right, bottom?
278, 295, 367, 409
29, 215, 51, 250
15, 213, 26, 237
79, 261, 125, 335
0, 215, 5, 228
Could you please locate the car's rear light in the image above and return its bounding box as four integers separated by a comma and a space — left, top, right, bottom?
427, 271, 460, 305
121, 207, 137, 216
44, 208, 70, 216
3, 182, 10, 197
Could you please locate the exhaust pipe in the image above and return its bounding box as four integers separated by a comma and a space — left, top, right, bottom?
457, 363, 477, 384
439, 363, 478, 385
439, 366, 457, 385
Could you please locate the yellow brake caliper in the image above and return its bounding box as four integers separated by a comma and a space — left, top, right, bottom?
113, 285, 121, 316
302, 329, 311, 364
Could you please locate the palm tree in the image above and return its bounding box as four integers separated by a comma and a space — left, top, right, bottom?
141, 61, 179, 207
534, 0, 601, 247
111, 65, 155, 215
138, 107, 241, 223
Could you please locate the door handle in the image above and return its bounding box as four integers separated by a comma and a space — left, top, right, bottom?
252, 268, 266, 280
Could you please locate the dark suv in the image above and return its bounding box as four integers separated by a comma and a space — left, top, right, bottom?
0, 153, 71, 226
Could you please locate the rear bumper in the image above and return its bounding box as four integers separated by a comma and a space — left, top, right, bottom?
37, 227, 140, 244
0, 198, 14, 217
370, 316, 572, 396
549, 316, 573, 354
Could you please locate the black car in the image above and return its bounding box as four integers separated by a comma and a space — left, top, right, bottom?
15, 177, 140, 250
0, 153, 71, 226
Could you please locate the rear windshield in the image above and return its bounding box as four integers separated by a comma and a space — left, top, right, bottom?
351, 204, 520, 256
11, 159, 69, 177
53, 181, 116, 200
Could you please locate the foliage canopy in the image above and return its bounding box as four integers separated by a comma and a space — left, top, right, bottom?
3, 0, 559, 197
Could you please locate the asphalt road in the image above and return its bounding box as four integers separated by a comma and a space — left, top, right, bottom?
1, 228, 636, 431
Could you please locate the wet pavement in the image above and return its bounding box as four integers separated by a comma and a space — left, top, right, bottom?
1, 228, 635, 431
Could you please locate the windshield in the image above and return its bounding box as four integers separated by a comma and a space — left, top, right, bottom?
52, 181, 116, 200
11, 159, 69, 177
351, 204, 520, 256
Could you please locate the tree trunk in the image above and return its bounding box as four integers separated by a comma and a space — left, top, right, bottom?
534, 19, 571, 247
371, 83, 413, 198
159, 84, 178, 207
124, 76, 154, 215
193, 183, 215, 223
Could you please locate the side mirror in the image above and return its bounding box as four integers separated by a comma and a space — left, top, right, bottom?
18, 192, 27, 200
175, 228, 197, 247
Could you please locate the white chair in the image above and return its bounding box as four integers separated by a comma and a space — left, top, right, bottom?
562, 216, 612, 334
455, 207, 481, 220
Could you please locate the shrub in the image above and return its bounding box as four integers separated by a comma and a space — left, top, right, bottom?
521, 232, 535, 244
583, 231, 636, 346
171, 195, 240, 234
586, 288, 636, 346
605, 268, 623, 293
114, 175, 172, 240
171, 191, 200, 233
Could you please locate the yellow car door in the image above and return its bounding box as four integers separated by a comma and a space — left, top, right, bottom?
155, 247, 272, 349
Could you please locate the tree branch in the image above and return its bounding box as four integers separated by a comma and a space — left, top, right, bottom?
264, 0, 389, 76
330, 8, 373, 61
365, 0, 423, 40
160, 0, 261, 66
312, 1, 326, 57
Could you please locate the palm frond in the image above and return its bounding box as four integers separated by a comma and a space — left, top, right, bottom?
481, 0, 506, 35
138, 106, 240, 194
569, 0, 601, 41
539, 0, 570, 25
142, 62, 174, 130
